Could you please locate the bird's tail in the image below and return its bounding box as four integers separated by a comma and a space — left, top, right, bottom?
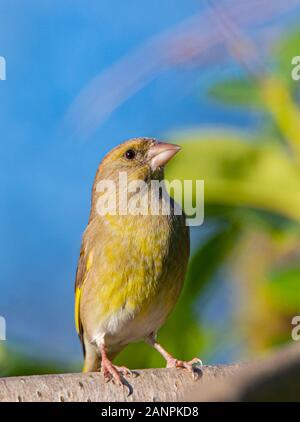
82, 338, 101, 372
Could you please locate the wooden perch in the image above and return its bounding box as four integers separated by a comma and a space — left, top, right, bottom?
0, 342, 299, 402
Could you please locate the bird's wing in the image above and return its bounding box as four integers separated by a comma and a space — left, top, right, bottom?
74, 238, 94, 340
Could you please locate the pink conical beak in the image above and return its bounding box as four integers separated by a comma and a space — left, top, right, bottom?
147, 142, 181, 171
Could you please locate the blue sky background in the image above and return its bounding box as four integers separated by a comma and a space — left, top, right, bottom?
0, 1, 299, 363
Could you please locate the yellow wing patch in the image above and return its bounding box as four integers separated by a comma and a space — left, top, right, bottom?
74, 287, 82, 335
74, 250, 94, 335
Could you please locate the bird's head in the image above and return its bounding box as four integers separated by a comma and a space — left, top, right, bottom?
97, 137, 181, 183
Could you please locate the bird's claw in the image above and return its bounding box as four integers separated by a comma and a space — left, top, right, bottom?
166, 357, 203, 380
115, 365, 133, 376
101, 361, 133, 395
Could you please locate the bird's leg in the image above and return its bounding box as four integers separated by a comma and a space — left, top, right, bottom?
99, 344, 133, 394
146, 335, 202, 380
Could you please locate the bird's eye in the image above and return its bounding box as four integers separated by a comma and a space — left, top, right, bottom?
124, 149, 136, 160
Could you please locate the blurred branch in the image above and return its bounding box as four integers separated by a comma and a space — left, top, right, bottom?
62, 0, 300, 138
260, 77, 300, 163
206, 0, 264, 78
207, 0, 300, 164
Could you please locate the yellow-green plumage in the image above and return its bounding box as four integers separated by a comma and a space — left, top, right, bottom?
75, 138, 189, 372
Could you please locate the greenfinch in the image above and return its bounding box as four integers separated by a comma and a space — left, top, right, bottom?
74, 137, 201, 386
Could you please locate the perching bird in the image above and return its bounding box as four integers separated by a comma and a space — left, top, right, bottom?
74, 137, 201, 386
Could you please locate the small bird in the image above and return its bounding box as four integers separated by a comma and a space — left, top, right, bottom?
74, 137, 201, 387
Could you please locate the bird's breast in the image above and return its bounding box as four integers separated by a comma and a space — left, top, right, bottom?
82, 198, 189, 345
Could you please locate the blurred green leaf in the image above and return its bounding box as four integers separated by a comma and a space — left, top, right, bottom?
267, 266, 300, 312
182, 222, 239, 305
208, 78, 263, 108
0, 344, 77, 377
274, 26, 300, 88
166, 131, 300, 222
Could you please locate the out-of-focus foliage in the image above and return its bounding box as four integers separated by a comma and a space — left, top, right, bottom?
0, 344, 78, 377
208, 79, 263, 108
166, 27, 300, 360
167, 131, 300, 220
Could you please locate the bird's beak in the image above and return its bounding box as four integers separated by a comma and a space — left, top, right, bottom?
147, 142, 181, 171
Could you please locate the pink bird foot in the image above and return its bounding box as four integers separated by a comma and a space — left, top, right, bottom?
166, 357, 203, 379
147, 335, 203, 380
100, 345, 133, 395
